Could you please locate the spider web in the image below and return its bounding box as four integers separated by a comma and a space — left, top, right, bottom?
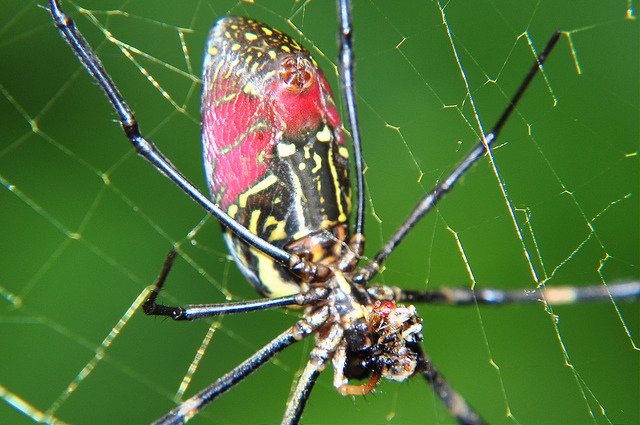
0, 1, 638, 424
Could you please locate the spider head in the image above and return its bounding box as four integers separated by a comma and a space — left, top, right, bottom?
366, 300, 423, 381
341, 299, 423, 386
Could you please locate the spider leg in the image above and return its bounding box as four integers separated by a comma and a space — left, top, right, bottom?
368, 282, 640, 306
282, 323, 344, 425
142, 250, 328, 320
143, 290, 322, 320
47, 0, 329, 282
354, 31, 562, 284
337, 0, 366, 260
414, 344, 486, 425
331, 341, 382, 396
151, 307, 329, 425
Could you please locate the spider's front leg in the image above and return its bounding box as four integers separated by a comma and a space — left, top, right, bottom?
368, 282, 640, 306
150, 308, 328, 425
414, 344, 486, 425
282, 323, 343, 425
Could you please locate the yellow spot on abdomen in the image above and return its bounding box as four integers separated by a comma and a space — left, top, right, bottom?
238, 174, 278, 208
263, 215, 279, 229
316, 126, 332, 142
253, 248, 300, 298
268, 220, 287, 242
248, 210, 262, 234
312, 153, 322, 173
227, 204, 238, 219
277, 143, 296, 157
243, 82, 259, 96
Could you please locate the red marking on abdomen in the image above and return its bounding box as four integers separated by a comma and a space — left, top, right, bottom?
203, 89, 275, 209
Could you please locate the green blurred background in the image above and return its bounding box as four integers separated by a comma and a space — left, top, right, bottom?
0, 1, 638, 424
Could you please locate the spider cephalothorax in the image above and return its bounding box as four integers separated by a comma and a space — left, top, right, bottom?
301, 271, 424, 396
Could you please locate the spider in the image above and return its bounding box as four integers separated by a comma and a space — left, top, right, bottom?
48, 0, 639, 424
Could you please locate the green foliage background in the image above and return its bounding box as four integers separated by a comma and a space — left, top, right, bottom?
0, 1, 638, 424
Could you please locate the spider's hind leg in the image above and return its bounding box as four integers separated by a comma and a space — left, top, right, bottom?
142, 250, 324, 321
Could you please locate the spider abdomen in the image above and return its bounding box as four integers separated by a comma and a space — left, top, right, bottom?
201, 17, 351, 297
